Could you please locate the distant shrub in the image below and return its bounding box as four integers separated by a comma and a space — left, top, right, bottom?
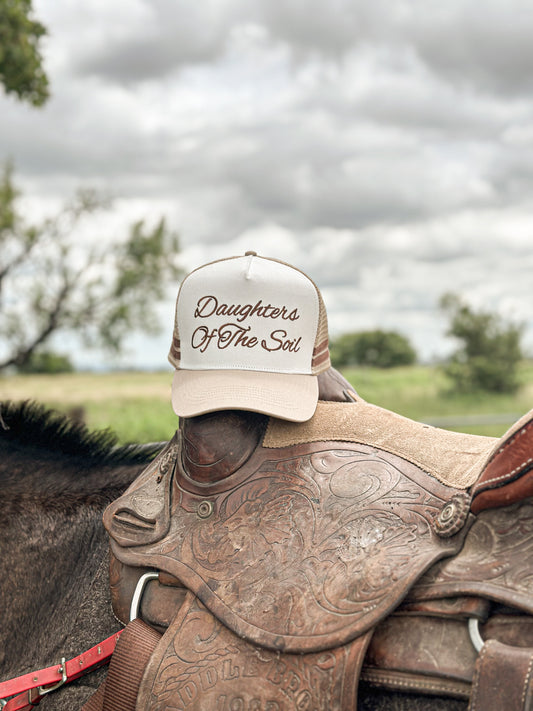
17, 350, 74, 374
330, 330, 417, 369
440, 293, 523, 393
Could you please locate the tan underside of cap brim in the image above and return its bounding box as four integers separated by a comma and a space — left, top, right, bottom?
172, 369, 319, 422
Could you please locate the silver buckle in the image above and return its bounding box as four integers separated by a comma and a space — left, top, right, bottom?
130, 572, 159, 621
37, 658, 67, 696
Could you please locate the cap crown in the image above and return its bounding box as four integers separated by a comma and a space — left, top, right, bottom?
169, 254, 330, 376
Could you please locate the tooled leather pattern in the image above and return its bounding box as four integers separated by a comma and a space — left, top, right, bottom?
105, 440, 470, 653
136, 593, 371, 711
407, 498, 533, 613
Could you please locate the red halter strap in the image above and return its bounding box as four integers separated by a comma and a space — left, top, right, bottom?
0, 630, 123, 711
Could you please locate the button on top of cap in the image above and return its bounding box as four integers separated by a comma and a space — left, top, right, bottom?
244, 250, 257, 256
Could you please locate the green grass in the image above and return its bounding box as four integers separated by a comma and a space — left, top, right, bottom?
0, 370, 178, 443
342, 361, 533, 436
2, 362, 533, 442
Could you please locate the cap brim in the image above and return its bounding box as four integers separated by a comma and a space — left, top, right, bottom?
171, 369, 318, 422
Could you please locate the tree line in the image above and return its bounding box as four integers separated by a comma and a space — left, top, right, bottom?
329, 295, 524, 394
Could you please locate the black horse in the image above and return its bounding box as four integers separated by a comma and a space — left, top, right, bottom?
0, 400, 466, 711
0, 400, 161, 710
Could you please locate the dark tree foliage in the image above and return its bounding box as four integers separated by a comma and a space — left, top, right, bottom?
440, 292, 524, 393
0, 0, 49, 106
330, 329, 417, 369
16, 349, 74, 373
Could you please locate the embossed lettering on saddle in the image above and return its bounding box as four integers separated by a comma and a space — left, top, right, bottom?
103, 397, 533, 709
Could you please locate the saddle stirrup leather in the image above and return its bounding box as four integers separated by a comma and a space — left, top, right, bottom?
94, 388, 533, 710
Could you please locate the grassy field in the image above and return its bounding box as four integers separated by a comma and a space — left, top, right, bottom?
342, 360, 533, 435
2, 362, 533, 443
1, 370, 178, 444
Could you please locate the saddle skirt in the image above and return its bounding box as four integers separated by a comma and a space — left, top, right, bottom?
103, 398, 533, 709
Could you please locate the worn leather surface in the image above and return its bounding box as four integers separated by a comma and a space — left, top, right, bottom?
135, 591, 372, 711
105, 437, 471, 653
363, 613, 533, 700
468, 639, 533, 710
108, 435, 177, 548
406, 498, 533, 613
471, 414, 533, 513
181, 410, 267, 483
263, 402, 496, 489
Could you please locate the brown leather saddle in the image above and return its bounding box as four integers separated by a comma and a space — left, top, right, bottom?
101, 369, 533, 710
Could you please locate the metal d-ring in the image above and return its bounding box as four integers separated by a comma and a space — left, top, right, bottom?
468, 617, 484, 653
130, 572, 159, 622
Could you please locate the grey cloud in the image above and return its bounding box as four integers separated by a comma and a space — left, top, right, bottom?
293, 225, 533, 305
258, 0, 533, 107
488, 148, 533, 203
186, 117, 497, 235
78, 36, 215, 84
257, 0, 378, 56
307, 233, 533, 362
406, 2, 533, 97
6, 50, 529, 252
262, 0, 533, 100
352, 76, 514, 138
72, 0, 377, 83
74, 0, 259, 82
62, 0, 533, 107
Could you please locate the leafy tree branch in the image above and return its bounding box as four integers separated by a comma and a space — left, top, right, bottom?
0, 164, 182, 371
0, 0, 49, 106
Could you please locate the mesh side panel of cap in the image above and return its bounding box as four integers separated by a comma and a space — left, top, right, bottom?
168, 305, 182, 368
311, 289, 331, 375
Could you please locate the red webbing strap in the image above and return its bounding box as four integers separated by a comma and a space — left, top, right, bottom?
82, 618, 161, 711
1, 632, 122, 711
468, 640, 533, 711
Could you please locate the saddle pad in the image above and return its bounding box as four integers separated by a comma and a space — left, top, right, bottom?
106, 439, 471, 653
263, 401, 497, 489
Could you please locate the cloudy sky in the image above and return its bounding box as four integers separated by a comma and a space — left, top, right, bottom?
3, 0, 533, 369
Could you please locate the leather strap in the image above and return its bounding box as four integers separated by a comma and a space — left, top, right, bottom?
82, 682, 107, 711
468, 640, 533, 711
363, 613, 533, 699
83, 619, 161, 711
0, 632, 122, 711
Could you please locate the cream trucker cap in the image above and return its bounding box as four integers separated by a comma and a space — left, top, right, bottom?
168, 252, 330, 421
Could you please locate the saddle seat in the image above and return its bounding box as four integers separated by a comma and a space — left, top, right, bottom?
100, 369, 533, 710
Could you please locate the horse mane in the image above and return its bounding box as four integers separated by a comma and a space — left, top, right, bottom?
0, 399, 162, 465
